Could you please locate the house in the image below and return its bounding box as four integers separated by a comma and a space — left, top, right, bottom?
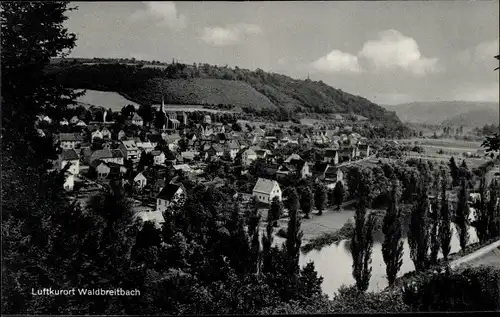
181, 151, 198, 162
76, 120, 87, 127
156, 184, 186, 212
89, 149, 124, 165
203, 114, 212, 124
276, 160, 311, 179
59, 149, 80, 175
131, 113, 144, 126
252, 178, 282, 204
91, 160, 111, 179
136, 141, 154, 153
207, 144, 224, 157
119, 140, 140, 163
91, 130, 104, 142
324, 166, 344, 184
131, 172, 148, 191
226, 140, 240, 159
59, 118, 69, 126
151, 150, 166, 165
340, 147, 356, 162
242, 148, 257, 166
59, 133, 84, 149
70, 116, 80, 125
323, 148, 339, 165
107, 162, 127, 179
63, 171, 74, 191
358, 144, 371, 158
284, 154, 303, 163
134, 211, 165, 228
118, 130, 126, 140
167, 117, 180, 130
255, 149, 270, 159
101, 127, 112, 139
165, 133, 181, 151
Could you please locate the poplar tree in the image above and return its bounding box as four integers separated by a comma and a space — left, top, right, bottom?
455, 178, 470, 251
382, 179, 404, 287
351, 168, 375, 292
439, 171, 452, 261
314, 183, 327, 215
408, 181, 430, 272
299, 186, 314, 219
270, 196, 283, 227
284, 188, 303, 277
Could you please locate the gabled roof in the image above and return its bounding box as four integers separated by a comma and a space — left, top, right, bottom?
61, 149, 79, 161
211, 144, 224, 153
244, 148, 257, 156
325, 148, 338, 158
111, 149, 124, 158
121, 140, 138, 150
132, 113, 143, 121
91, 149, 113, 160
157, 183, 184, 201
59, 133, 83, 142
285, 154, 303, 163
151, 150, 163, 157
90, 159, 107, 169
253, 178, 279, 194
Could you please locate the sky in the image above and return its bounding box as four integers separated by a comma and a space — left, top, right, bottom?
65, 1, 500, 105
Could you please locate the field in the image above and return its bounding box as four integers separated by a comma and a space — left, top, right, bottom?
75, 89, 140, 111
399, 137, 488, 168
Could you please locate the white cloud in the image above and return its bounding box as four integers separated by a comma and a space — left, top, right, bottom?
311, 29, 440, 76
131, 2, 187, 30
358, 29, 440, 76
311, 50, 362, 73
200, 23, 261, 46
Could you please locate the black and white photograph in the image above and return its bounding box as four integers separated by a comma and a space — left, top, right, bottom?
1, 0, 500, 315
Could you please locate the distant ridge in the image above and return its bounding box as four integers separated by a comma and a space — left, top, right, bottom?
383, 101, 499, 126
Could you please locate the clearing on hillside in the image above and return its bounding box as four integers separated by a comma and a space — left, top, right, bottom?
75, 89, 140, 111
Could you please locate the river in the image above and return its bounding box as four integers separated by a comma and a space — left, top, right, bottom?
272, 212, 478, 298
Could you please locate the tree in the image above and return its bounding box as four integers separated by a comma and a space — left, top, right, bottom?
333, 181, 346, 210
455, 178, 470, 251
227, 203, 251, 275
351, 168, 375, 292
449, 157, 459, 187
299, 186, 314, 219
314, 183, 327, 215
270, 197, 283, 227
439, 170, 453, 261
382, 179, 404, 287
429, 194, 440, 266
261, 209, 275, 274
408, 181, 430, 272
284, 188, 303, 277
121, 104, 136, 119
487, 180, 500, 239
138, 104, 154, 126
474, 176, 490, 244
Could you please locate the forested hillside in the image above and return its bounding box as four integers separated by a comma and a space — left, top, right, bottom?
48, 60, 402, 126
441, 107, 499, 128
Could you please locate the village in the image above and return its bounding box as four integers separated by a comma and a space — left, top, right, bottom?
38, 97, 377, 225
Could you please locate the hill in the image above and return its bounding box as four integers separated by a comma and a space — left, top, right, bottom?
441, 107, 499, 127
383, 101, 499, 125
48, 59, 402, 126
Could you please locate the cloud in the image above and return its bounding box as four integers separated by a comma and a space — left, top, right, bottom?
452, 84, 500, 102
131, 2, 187, 30
311, 50, 362, 73
311, 29, 440, 76
200, 23, 261, 46
358, 29, 440, 76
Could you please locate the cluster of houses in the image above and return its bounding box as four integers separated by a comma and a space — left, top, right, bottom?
47, 100, 373, 227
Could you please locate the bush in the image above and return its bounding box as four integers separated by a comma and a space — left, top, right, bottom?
402, 266, 500, 311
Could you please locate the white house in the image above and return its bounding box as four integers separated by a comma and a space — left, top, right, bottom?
131, 113, 144, 126
132, 172, 147, 190
156, 184, 185, 212
76, 120, 87, 127
284, 153, 303, 163
59, 149, 80, 175
91, 130, 104, 142
252, 178, 282, 204
242, 148, 257, 166
136, 141, 154, 153
119, 140, 140, 163
59, 133, 84, 149
63, 172, 74, 191
69, 116, 80, 125
59, 118, 69, 126
151, 150, 166, 165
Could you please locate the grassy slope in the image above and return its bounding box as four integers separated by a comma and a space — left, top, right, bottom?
132, 78, 276, 110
